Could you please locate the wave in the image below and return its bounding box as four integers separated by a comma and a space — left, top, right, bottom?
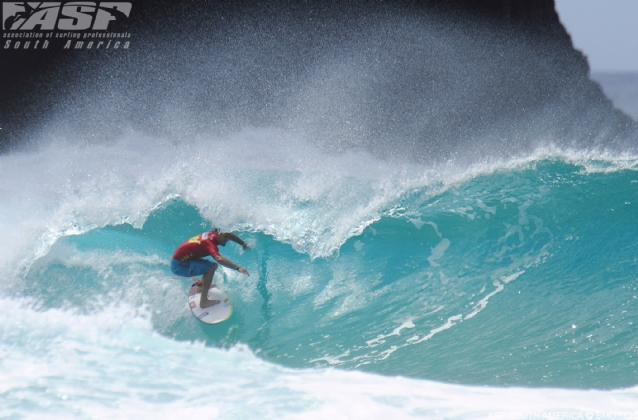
5, 144, 638, 389
4, 2, 638, 415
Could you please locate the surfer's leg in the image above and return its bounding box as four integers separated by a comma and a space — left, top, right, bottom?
200, 264, 220, 308
179, 259, 220, 308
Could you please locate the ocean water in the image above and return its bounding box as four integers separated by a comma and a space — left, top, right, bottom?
1, 130, 638, 418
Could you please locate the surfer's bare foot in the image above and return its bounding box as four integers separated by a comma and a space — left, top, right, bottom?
200, 299, 221, 308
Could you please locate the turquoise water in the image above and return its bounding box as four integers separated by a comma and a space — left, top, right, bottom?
16, 161, 638, 381
1, 135, 638, 417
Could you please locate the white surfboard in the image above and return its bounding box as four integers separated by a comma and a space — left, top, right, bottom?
188, 285, 233, 324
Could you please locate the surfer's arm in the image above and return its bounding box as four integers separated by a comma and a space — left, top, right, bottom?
225, 233, 249, 250
213, 255, 250, 276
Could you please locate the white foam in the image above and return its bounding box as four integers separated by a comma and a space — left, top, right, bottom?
1, 297, 636, 420
464, 270, 525, 320
366, 318, 416, 347
1, 132, 637, 282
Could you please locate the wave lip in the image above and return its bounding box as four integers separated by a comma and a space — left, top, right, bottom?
2, 132, 638, 277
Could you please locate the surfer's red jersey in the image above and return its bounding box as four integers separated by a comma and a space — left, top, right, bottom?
172, 231, 221, 261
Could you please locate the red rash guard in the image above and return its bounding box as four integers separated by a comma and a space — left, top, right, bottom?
172, 231, 221, 261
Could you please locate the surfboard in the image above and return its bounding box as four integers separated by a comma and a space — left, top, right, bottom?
188, 284, 232, 324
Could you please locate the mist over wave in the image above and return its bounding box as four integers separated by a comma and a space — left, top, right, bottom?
22, 0, 636, 161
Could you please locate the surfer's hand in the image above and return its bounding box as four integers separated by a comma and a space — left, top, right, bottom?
238, 267, 249, 276
241, 243, 250, 251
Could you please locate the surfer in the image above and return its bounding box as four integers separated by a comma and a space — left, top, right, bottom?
171, 230, 250, 308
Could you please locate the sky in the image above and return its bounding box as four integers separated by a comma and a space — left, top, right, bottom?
556, 0, 638, 73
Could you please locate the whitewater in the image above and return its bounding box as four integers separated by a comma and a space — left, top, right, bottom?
1, 126, 638, 418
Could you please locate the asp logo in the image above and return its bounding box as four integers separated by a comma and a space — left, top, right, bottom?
2, 1, 132, 31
